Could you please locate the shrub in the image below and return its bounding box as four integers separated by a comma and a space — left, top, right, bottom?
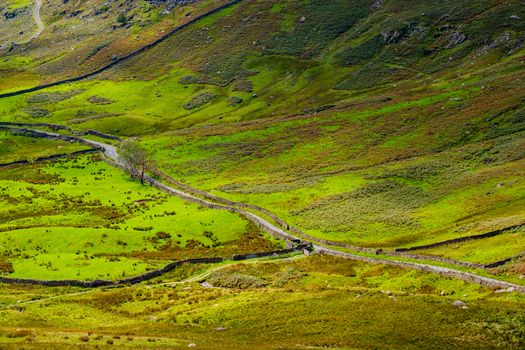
0, 258, 14, 274
117, 13, 128, 24
339, 35, 383, 65
232, 78, 253, 92
133, 226, 153, 232
228, 96, 244, 106
79, 335, 89, 342
23, 107, 50, 118
156, 231, 171, 239
183, 92, 218, 110
207, 271, 266, 289
179, 75, 228, 87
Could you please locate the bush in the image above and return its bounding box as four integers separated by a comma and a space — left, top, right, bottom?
79, 335, 89, 342
23, 107, 50, 118
265, 0, 370, 58
207, 271, 266, 289
339, 35, 383, 65
156, 231, 171, 239
183, 92, 218, 110
117, 13, 128, 24
0, 258, 14, 274
228, 96, 244, 106
179, 75, 228, 87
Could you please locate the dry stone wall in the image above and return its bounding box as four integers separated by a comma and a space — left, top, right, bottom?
395, 224, 524, 252
0, 250, 304, 288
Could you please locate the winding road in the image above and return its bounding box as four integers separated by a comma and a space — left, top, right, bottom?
29, 0, 44, 41
15, 0, 44, 44
0, 0, 43, 49
1, 125, 525, 293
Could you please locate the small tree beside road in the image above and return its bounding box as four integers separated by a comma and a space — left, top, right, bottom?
119, 140, 153, 185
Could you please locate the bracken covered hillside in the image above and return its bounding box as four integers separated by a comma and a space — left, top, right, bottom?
1, 0, 524, 258
0, 1, 524, 348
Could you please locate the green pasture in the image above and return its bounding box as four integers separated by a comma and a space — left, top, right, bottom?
0, 154, 274, 280
0, 255, 523, 349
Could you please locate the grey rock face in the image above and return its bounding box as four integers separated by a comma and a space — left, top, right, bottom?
446, 31, 466, 49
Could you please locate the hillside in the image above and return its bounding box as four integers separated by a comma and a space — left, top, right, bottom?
0, 0, 524, 349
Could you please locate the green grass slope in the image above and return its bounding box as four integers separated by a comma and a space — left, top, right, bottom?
0, 255, 524, 349
0, 151, 279, 280
0, 0, 523, 271
0, 0, 524, 348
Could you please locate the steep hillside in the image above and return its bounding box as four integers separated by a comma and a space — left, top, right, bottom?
0, 0, 524, 348
1, 0, 523, 250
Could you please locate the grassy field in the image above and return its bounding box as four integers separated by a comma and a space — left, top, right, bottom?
0, 255, 524, 349
418, 227, 525, 264
0, 150, 280, 280
0, 131, 88, 163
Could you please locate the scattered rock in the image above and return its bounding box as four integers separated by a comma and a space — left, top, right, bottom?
228, 96, 243, 106
23, 107, 50, 118
452, 300, 468, 309
446, 32, 466, 49
371, 0, 385, 10
146, 0, 198, 12
479, 31, 522, 56
200, 281, 213, 288
381, 30, 401, 45
88, 95, 114, 105
188, 343, 197, 348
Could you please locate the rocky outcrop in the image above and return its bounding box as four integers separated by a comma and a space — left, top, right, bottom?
381, 30, 402, 45
446, 31, 466, 49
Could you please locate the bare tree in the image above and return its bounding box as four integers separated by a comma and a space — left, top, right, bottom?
119, 140, 152, 185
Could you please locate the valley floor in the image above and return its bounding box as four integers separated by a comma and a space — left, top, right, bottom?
0, 0, 524, 348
